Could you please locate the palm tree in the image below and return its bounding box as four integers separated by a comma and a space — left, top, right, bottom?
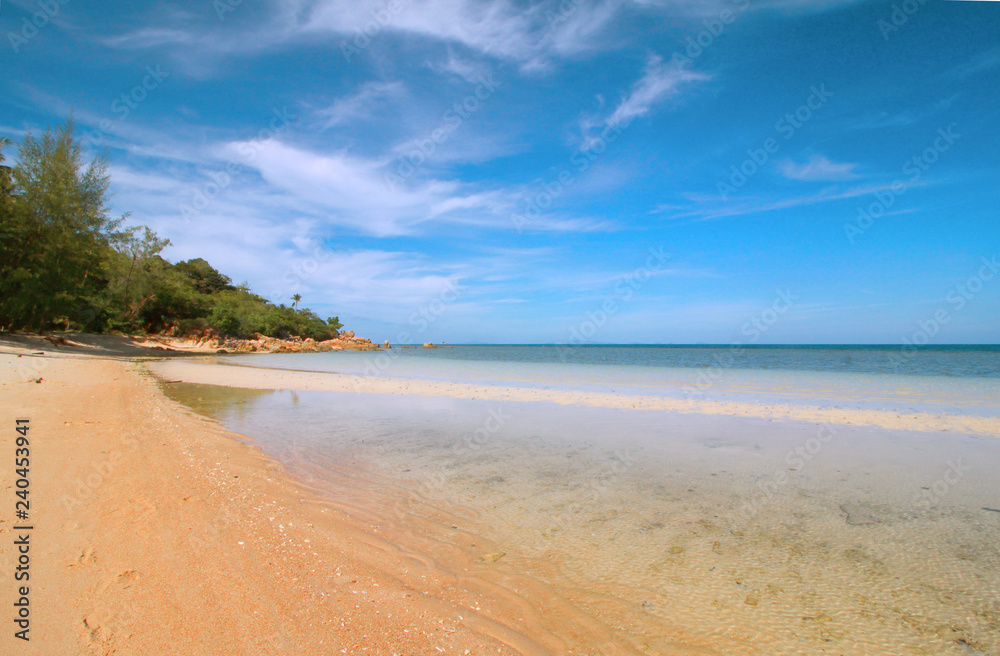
291, 293, 301, 309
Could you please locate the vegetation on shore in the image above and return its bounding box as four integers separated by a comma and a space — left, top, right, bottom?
0, 121, 343, 340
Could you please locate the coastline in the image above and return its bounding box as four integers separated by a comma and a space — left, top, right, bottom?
4, 337, 999, 655
0, 340, 677, 655
149, 357, 1000, 438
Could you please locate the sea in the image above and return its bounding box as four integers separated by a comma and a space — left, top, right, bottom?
161, 345, 1000, 655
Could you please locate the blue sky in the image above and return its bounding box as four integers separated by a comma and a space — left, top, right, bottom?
2, 0, 998, 344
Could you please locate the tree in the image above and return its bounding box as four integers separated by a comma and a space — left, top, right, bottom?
0, 120, 127, 331
0, 120, 347, 340
106, 226, 171, 328
174, 258, 234, 294
0, 138, 13, 197
326, 316, 343, 333
0, 138, 15, 258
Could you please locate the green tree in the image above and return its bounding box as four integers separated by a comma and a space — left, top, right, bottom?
209, 299, 242, 335
174, 258, 235, 294
0, 121, 346, 340
0, 120, 127, 331
105, 226, 172, 329
0, 138, 15, 263
0, 138, 13, 197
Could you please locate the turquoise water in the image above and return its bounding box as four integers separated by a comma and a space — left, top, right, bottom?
246, 344, 1000, 377
163, 344, 1000, 654
164, 385, 1000, 656
220, 344, 1000, 415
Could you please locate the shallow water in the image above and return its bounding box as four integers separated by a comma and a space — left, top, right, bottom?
235, 344, 1000, 379
219, 346, 1000, 416
163, 382, 1000, 656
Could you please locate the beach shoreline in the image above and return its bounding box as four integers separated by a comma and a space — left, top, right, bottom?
0, 339, 668, 655
3, 336, 999, 655
149, 356, 1000, 439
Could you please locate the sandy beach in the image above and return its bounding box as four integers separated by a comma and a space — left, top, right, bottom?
3, 337, 999, 656
6, 1, 998, 651
0, 337, 677, 655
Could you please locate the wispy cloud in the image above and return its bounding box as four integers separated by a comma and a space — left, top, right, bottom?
777, 154, 859, 181
577, 54, 708, 147
943, 47, 1000, 81
847, 95, 959, 131
226, 138, 488, 235
656, 182, 927, 222
299, 0, 617, 69
607, 54, 708, 126
101, 27, 196, 50
317, 81, 406, 128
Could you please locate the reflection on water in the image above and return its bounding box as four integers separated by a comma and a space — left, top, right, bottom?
163, 382, 1000, 656
209, 347, 1000, 416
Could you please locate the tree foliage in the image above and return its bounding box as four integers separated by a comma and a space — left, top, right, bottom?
0, 121, 127, 330
0, 121, 342, 341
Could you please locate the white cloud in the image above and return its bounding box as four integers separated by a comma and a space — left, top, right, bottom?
777, 154, 859, 181
297, 0, 652, 69
304, 0, 541, 61
317, 81, 406, 128
101, 28, 195, 49
428, 49, 493, 82
575, 54, 708, 148
606, 54, 708, 126
658, 182, 926, 222
104, 163, 472, 316
214, 137, 612, 235
225, 139, 471, 234
944, 47, 1000, 81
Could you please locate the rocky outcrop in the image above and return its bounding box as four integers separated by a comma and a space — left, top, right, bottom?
166, 329, 380, 354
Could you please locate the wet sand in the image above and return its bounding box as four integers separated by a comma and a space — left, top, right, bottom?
0, 344, 677, 655
164, 385, 1000, 656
